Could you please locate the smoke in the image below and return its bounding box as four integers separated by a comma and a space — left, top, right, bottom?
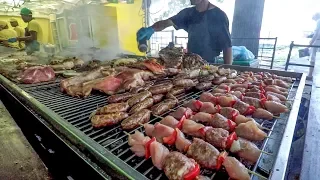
59, 4, 126, 62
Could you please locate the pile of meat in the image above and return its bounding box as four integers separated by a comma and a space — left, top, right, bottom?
122, 70, 292, 180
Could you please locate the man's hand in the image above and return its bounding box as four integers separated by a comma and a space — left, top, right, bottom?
7, 38, 17, 43
137, 27, 155, 41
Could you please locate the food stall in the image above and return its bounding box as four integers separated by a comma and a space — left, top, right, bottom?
0, 1, 311, 180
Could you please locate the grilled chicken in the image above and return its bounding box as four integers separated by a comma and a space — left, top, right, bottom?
169, 107, 193, 120
145, 123, 174, 143
252, 108, 274, 120
223, 157, 250, 180
128, 130, 151, 157
235, 121, 267, 141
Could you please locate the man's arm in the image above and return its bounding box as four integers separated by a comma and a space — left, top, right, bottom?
17, 31, 37, 42
151, 19, 175, 32
223, 47, 232, 64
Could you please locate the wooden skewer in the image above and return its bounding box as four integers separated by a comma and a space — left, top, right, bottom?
123, 131, 131, 136
260, 150, 273, 156
138, 123, 145, 126
247, 170, 268, 180
153, 115, 163, 119
266, 136, 275, 140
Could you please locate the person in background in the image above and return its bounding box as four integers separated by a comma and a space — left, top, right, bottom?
309, 12, 320, 78
136, 0, 232, 64
9, 18, 25, 48
8, 7, 43, 55
0, 20, 20, 50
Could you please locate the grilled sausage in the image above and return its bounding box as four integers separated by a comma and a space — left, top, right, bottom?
121, 109, 151, 130
212, 76, 227, 85
151, 98, 178, 115
98, 102, 129, 114
168, 87, 185, 96
152, 94, 165, 104
195, 82, 212, 91
127, 91, 152, 107
173, 79, 196, 87
108, 92, 135, 103
91, 112, 128, 128
199, 75, 215, 83
129, 98, 154, 114
148, 83, 174, 95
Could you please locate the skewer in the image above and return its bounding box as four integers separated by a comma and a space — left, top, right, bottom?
153, 115, 163, 119
138, 123, 145, 126
260, 150, 273, 156
272, 116, 286, 120
266, 136, 275, 140
247, 170, 268, 180
124, 131, 131, 136
260, 127, 272, 131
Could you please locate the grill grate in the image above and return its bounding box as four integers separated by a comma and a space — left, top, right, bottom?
19, 79, 299, 180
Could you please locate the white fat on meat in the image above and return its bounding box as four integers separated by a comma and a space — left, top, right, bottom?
150, 141, 169, 170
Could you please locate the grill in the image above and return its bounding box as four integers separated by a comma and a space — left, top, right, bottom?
0, 65, 306, 180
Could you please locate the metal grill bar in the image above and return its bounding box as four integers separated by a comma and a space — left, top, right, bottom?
17, 73, 301, 180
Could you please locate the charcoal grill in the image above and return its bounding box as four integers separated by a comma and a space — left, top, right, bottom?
0, 65, 305, 180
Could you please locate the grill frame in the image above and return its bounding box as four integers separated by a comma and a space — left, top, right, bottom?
0, 65, 306, 180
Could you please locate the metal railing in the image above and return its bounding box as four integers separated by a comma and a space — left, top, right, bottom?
284, 41, 320, 71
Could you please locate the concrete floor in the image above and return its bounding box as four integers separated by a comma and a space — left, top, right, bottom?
0, 101, 50, 180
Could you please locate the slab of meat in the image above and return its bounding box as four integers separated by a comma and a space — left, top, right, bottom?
98, 102, 129, 114
19, 66, 55, 84
91, 112, 128, 128
182, 53, 206, 69
205, 128, 229, 149
235, 121, 267, 141
222, 156, 250, 180
252, 108, 273, 120
145, 122, 174, 143
142, 59, 165, 74
148, 83, 173, 95
152, 94, 165, 104
127, 91, 152, 107
170, 107, 193, 120
187, 138, 219, 169
175, 128, 192, 153
92, 76, 123, 94
151, 98, 178, 116
199, 102, 219, 114
108, 92, 136, 103
168, 87, 185, 96
173, 79, 197, 87
121, 109, 151, 130
129, 98, 154, 114
160, 116, 179, 128
163, 151, 197, 180
128, 130, 151, 157
233, 138, 261, 164
150, 140, 170, 170
195, 82, 212, 90
159, 47, 184, 68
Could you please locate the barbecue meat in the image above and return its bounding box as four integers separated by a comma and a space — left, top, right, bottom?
159, 47, 184, 68
199, 92, 215, 103
170, 107, 193, 120
175, 128, 192, 153
150, 140, 170, 170
91, 76, 123, 94
199, 75, 215, 82
121, 109, 151, 130
187, 138, 219, 169
18, 66, 55, 84
234, 138, 261, 163
168, 87, 185, 96
222, 156, 250, 180
98, 102, 129, 114
142, 59, 165, 74
209, 113, 236, 131
91, 112, 128, 128
184, 99, 203, 112
195, 82, 212, 91
148, 83, 173, 95
233, 100, 253, 115
235, 121, 267, 141
199, 102, 219, 114
151, 98, 178, 116
242, 97, 262, 109
152, 94, 165, 104
182, 53, 206, 69
212, 76, 227, 85
252, 108, 274, 120
182, 119, 206, 138
163, 152, 197, 180
145, 123, 174, 143
160, 116, 179, 128
263, 101, 289, 115
205, 128, 229, 149
265, 91, 286, 101
129, 98, 154, 114
127, 91, 152, 107
173, 79, 197, 87
108, 92, 136, 103
128, 130, 151, 157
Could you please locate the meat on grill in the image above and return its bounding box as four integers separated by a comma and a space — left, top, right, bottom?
98, 102, 129, 114
184, 99, 203, 112
148, 83, 174, 95
242, 96, 262, 109
142, 59, 165, 74
233, 138, 261, 164
108, 92, 136, 103
235, 121, 267, 141
265, 86, 288, 96
160, 116, 179, 129
159, 47, 184, 68
252, 108, 273, 120
205, 127, 229, 149
182, 53, 206, 69
121, 109, 151, 130
245, 92, 263, 99
152, 94, 165, 104
199, 92, 216, 104
267, 85, 288, 93
91, 112, 129, 128
263, 101, 289, 115
199, 102, 219, 114
267, 94, 282, 103
173, 79, 197, 87
195, 82, 212, 90
192, 112, 236, 132
168, 87, 185, 96
223, 156, 250, 180
145, 122, 174, 143
182, 119, 206, 138
128, 130, 150, 157
129, 98, 154, 114
163, 151, 197, 180
265, 91, 286, 101
212, 76, 227, 85
169, 107, 193, 120
19, 66, 55, 84
151, 98, 178, 116
150, 139, 170, 170
199, 75, 215, 83
127, 91, 152, 107
175, 128, 192, 153
187, 138, 219, 169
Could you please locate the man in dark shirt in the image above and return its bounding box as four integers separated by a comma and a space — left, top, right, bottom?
137, 0, 232, 64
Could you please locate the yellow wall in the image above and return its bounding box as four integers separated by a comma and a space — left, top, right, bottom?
106, 0, 145, 55
0, 15, 54, 44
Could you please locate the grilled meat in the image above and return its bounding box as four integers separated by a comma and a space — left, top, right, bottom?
121, 109, 151, 130
182, 119, 206, 138
242, 96, 262, 109
151, 98, 178, 115
108, 92, 136, 103
199, 75, 215, 82
233, 138, 261, 164
173, 79, 197, 87
148, 83, 174, 95
160, 116, 179, 128
223, 157, 250, 180
187, 138, 219, 169
212, 76, 227, 85
128, 130, 151, 157
91, 112, 128, 128
175, 128, 192, 153
163, 152, 197, 180
159, 47, 184, 68
169, 107, 193, 120
205, 128, 229, 149
145, 122, 174, 143
19, 66, 55, 84
235, 121, 267, 141
168, 87, 185, 96
91, 76, 123, 95
184, 99, 203, 112
150, 140, 170, 170
129, 98, 154, 114
195, 82, 212, 90
182, 53, 206, 69
252, 108, 274, 120
98, 102, 129, 114
152, 94, 165, 104
127, 91, 152, 107
143, 59, 165, 74
199, 102, 219, 114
